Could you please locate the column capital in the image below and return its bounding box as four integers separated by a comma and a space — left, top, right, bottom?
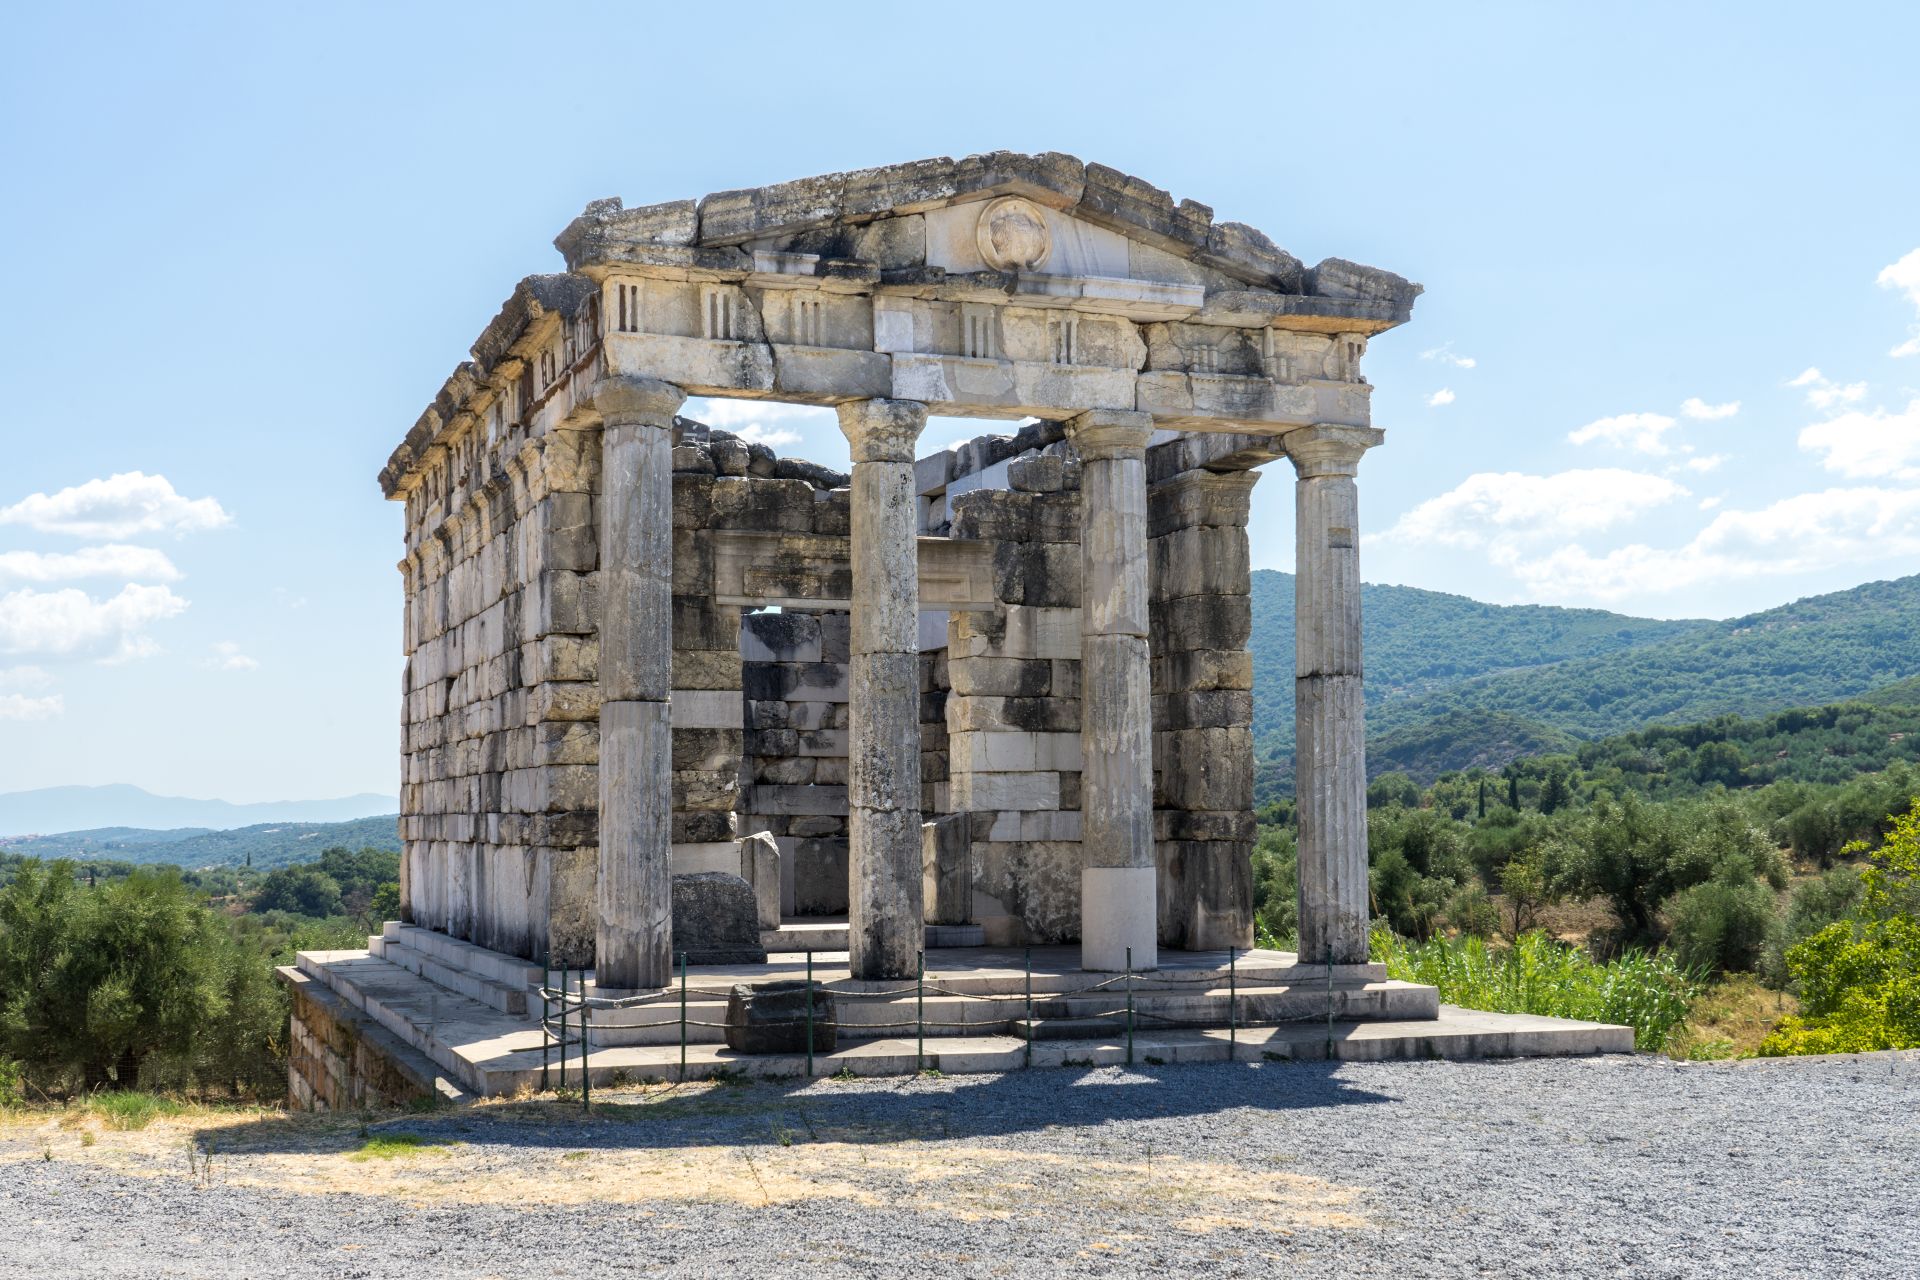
593, 375, 686, 426
1064, 408, 1153, 460
1284, 424, 1385, 478
837, 398, 928, 463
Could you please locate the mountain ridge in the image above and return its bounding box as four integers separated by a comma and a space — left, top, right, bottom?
0, 785, 399, 839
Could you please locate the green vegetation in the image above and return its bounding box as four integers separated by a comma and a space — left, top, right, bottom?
351, 1132, 458, 1160
0, 845, 398, 1100
1254, 684, 1920, 1058
1759, 806, 1920, 1056
1251, 570, 1920, 794
1375, 929, 1698, 1051
0, 815, 401, 871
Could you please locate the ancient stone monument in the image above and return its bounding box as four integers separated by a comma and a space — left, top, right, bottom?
379, 151, 1418, 989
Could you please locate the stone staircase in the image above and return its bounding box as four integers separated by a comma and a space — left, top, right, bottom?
280, 927, 1632, 1099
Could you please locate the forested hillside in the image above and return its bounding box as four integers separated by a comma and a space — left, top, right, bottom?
1251, 572, 1920, 787
0, 815, 400, 870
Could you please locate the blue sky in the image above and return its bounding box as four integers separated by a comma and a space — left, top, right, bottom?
2, 3, 1917, 803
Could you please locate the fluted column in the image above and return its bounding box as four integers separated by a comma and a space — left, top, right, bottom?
1067, 409, 1156, 972
837, 398, 929, 980
595, 375, 686, 990
1287, 424, 1383, 966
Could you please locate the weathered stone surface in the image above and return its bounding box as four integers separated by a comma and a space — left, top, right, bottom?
723, 981, 835, 1054
742, 830, 781, 931
670, 872, 767, 965
386, 154, 1406, 979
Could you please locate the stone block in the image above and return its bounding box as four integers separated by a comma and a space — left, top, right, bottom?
671, 872, 768, 965
793, 836, 850, 914
1149, 526, 1251, 601
1007, 454, 1067, 493
672, 688, 745, 730
724, 981, 835, 1055
672, 727, 742, 772
951, 490, 1079, 544
992, 540, 1081, 607
673, 597, 741, 651
948, 770, 1060, 812
945, 694, 1080, 735
922, 814, 973, 926
1153, 649, 1253, 693
1147, 470, 1257, 537
949, 730, 1083, 773
1153, 688, 1254, 731
1152, 594, 1251, 651
740, 612, 823, 663
710, 476, 817, 532
948, 656, 1052, 698
742, 830, 782, 931
1156, 727, 1254, 811
672, 648, 742, 691
1156, 838, 1254, 950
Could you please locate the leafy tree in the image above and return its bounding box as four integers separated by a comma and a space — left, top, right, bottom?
251, 865, 344, 918
1760, 802, 1920, 1055
1664, 862, 1778, 974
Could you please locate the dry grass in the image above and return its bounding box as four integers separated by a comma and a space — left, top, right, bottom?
1668, 974, 1799, 1059
0, 1085, 1371, 1235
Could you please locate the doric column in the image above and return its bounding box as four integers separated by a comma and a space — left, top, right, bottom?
1067, 409, 1157, 972
1287, 424, 1384, 966
595, 375, 686, 990
837, 398, 929, 980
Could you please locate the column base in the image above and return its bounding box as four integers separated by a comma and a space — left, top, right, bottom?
1080, 866, 1157, 972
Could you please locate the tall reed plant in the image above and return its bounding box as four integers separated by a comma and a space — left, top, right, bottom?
1375, 927, 1700, 1051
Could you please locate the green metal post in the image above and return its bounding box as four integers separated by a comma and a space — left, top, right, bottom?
540, 971, 551, 1091
916, 951, 925, 1073
1126, 947, 1135, 1067
559, 962, 570, 1091
1023, 947, 1032, 1070
805, 950, 815, 1079
581, 991, 590, 1111
679, 953, 688, 1084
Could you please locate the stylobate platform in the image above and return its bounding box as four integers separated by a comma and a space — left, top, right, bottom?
280, 925, 1635, 1103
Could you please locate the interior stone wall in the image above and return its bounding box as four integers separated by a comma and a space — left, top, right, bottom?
1149, 469, 1258, 950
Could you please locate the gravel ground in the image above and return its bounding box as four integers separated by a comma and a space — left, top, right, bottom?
2, 1052, 1915, 1278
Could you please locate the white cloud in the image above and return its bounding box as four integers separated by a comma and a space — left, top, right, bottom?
1883, 248, 1920, 358
1797, 397, 1920, 481
1420, 344, 1477, 369
1681, 398, 1740, 421
1488, 486, 1920, 602
0, 473, 231, 540
1698, 496, 1724, 510
1680, 454, 1729, 473
0, 583, 187, 660
1567, 412, 1681, 456
0, 544, 181, 584
1787, 367, 1868, 410
0, 691, 62, 720
1378, 469, 1689, 551
685, 399, 831, 453
1425, 388, 1456, 407
204, 641, 259, 672
1879, 247, 1920, 308
0, 665, 54, 691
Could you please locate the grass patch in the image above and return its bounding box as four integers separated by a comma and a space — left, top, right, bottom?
350, 1132, 460, 1161
1670, 973, 1799, 1059
1376, 928, 1700, 1052
86, 1092, 185, 1131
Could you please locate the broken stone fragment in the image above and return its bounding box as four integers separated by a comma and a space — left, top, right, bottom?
724, 980, 835, 1054
670, 872, 768, 965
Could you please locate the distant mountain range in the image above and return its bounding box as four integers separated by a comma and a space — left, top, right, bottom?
1250, 571, 1920, 789
0, 785, 398, 840
0, 815, 400, 870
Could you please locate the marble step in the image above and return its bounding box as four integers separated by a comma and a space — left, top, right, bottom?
1029, 980, 1440, 1026
378, 922, 542, 991
374, 939, 531, 1018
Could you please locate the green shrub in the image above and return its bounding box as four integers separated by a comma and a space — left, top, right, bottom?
1760, 803, 1920, 1056
1445, 883, 1500, 939
1376, 927, 1699, 1051
1664, 862, 1780, 975
1760, 866, 1863, 986
251, 865, 344, 918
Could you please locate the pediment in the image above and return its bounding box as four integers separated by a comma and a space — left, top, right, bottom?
552, 151, 1418, 325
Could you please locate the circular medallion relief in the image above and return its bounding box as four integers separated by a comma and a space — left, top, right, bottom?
975, 197, 1052, 272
